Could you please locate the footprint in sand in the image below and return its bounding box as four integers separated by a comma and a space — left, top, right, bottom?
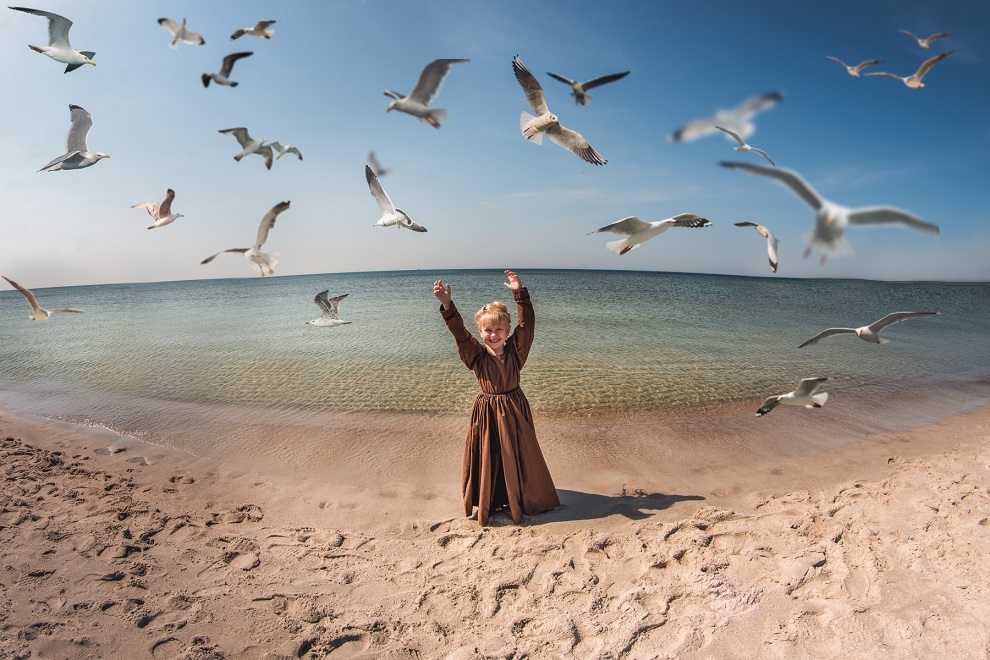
206, 504, 263, 526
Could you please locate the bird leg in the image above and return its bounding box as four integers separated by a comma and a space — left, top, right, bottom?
426, 115, 441, 129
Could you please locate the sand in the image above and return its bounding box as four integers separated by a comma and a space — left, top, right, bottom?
1, 403, 989, 659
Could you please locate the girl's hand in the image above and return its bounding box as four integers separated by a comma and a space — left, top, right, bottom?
433, 279, 452, 307
503, 270, 522, 291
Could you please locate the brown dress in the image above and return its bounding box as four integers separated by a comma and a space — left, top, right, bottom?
440, 287, 560, 526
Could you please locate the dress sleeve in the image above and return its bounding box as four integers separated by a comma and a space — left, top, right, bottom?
510, 287, 535, 367
440, 302, 484, 369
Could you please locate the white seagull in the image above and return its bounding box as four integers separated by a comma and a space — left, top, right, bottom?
157, 18, 205, 48
270, 142, 302, 161
202, 51, 253, 87
3, 275, 84, 321
590, 214, 711, 255
39, 104, 109, 172
799, 312, 939, 348
670, 91, 782, 143
825, 56, 883, 77
734, 222, 780, 273
384, 58, 469, 128
513, 55, 606, 165
230, 20, 275, 40
201, 200, 290, 277
219, 127, 272, 170
308, 291, 352, 327
720, 161, 939, 264
367, 151, 391, 177
866, 50, 954, 89
545, 69, 630, 106
9, 6, 95, 73
132, 188, 183, 229
756, 377, 829, 417
365, 165, 427, 232
899, 29, 950, 49
716, 126, 775, 166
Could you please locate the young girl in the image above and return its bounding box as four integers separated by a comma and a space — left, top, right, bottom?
433, 270, 559, 527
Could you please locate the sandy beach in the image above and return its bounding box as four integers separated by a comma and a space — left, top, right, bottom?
2, 402, 989, 659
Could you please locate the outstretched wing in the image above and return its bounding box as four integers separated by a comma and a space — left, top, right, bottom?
397, 213, 428, 232
593, 216, 651, 236
255, 200, 291, 249
158, 189, 175, 216
314, 290, 335, 317
715, 125, 745, 146
868, 311, 938, 332
799, 328, 856, 347
218, 127, 252, 147
65, 105, 93, 153
794, 377, 828, 396
201, 248, 249, 264
512, 56, 548, 115
10, 7, 73, 48
734, 91, 783, 120
219, 51, 253, 77
545, 123, 606, 165
719, 162, 825, 211
408, 58, 469, 106
581, 70, 630, 90
755, 396, 781, 417
915, 49, 954, 79
158, 18, 180, 36
2, 275, 43, 315
365, 165, 395, 216
847, 206, 939, 236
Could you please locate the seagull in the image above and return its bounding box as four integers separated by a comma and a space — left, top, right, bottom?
825, 56, 883, 77
384, 58, 469, 128
132, 189, 183, 229
590, 214, 711, 255
307, 291, 352, 327
201, 200, 290, 277
716, 126, 775, 166
39, 104, 109, 172
545, 69, 630, 106
719, 161, 939, 264
9, 6, 95, 73
230, 20, 275, 40
2, 275, 84, 321
799, 312, 939, 348
734, 222, 779, 273
866, 50, 954, 89
218, 127, 272, 170
365, 165, 427, 232
269, 142, 302, 161
756, 377, 829, 417
202, 51, 252, 87
512, 55, 606, 165
670, 91, 782, 143
899, 29, 950, 49
157, 17, 204, 48
367, 151, 391, 177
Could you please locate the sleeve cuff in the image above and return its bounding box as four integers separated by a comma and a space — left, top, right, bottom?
512, 287, 530, 302
440, 301, 459, 319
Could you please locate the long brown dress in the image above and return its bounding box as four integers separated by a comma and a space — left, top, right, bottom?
440, 287, 560, 526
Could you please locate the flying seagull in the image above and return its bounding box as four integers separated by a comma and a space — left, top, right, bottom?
218, 127, 272, 170
365, 165, 427, 232
513, 55, 606, 165
670, 91, 782, 143
9, 6, 95, 73
201, 200, 290, 277
799, 312, 939, 348
2, 275, 84, 321
866, 50, 954, 89
269, 142, 302, 161
39, 104, 109, 172
716, 126, 775, 166
384, 58, 469, 128
132, 188, 183, 229
756, 377, 829, 417
899, 29, 950, 49
734, 222, 780, 273
308, 291, 352, 327
367, 151, 391, 177
825, 56, 883, 77
590, 214, 711, 255
202, 51, 252, 87
230, 20, 275, 40
720, 161, 939, 264
545, 69, 630, 106
157, 18, 204, 48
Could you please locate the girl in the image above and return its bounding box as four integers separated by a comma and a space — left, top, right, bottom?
433, 270, 559, 527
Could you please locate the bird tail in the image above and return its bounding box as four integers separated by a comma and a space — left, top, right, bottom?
877, 338, 890, 344
229, 81, 239, 88
605, 238, 633, 254
578, 94, 592, 106
29, 44, 43, 53
234, 154, 243, 161
806, 392, 829, 408
520, 112, 543, 144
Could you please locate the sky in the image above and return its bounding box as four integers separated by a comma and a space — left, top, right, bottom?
1, 0, 988, 288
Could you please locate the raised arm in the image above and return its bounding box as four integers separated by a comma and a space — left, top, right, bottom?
505, 270, 535, 365
435, 278, 484, 368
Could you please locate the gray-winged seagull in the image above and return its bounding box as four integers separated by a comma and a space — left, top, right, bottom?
670, 91, 782, 142
866, 50, 954, 89
202, 51, 252, 87
201, 200, 291, 277
218, 127, 272, 170
825, 56, 883, 77
716, 126, 775, 166
384, 58, 469, 128
756, 377, 829, 417
3, 275, 85, 321
365, 165, 427, 232
158, 18, 205, 48
39, 104, 109, 172
734, 222, 780, 273
545, 69, 630, 106
9, 6, 95, 72
799, 312, 939, 347
231, 20, 275, 40
132, 189, 183, 229
590, 214, 711, 255
899, 29, 950, 49
308, 291, 352, 327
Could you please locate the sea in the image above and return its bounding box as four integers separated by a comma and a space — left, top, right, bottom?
1, 269, 988, 480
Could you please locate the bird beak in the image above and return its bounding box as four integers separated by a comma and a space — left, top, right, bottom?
88, 61, 97, 66
386, 107, 393, 112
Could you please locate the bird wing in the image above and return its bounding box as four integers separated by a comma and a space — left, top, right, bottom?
218, 127, 252, 148
257, 145, 273, 170
397, 213, 428, 232
51, 308, 85, 314
669, 115, 718, 142
328, 293, 348, 315
314, 290, 335, 316
751, 148, 775, 166
593, 216, 651, 236
765, 230, 779, 272
580, 71, 630, 90
545, 123, 606, 165
2, 275, 43, 314
865, 72, 903, 80
868, 311, 938, 332
11, 7, 73, 48
182, 28, 204, 45
545, 72, 576, 87
230, 28, 246, 40
65, 105, 93, 153
855, 59, 883, 71
255, 200, 290, 249
284, 145, 302, 160
158, 18, 181, 36
159, 189, 175, 216
899, 29, 920, 41
925, 32, 950, 43
512, 56, 549, 115
825, 56, 848, 67
915, 49, 954, 78
365, 165, 396, 216
201, 249, 249, 264
735, 221, 759, 228
734, 91, 783, 120
254, 20, 276, 30
131, 201, 159, 218
715, 125, 746, 146
408, 58, 469, 106
219, 51, 252, 77
794, 377, 828, 396
719, 162, 825, 211
846, 206, 939, 236
670, 213, 711, 228
383, 90, 404, 101
799, 328, 855, 347
755, 396, 781, 416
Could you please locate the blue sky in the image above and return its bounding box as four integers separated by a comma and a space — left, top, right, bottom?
1, 0, 987, 288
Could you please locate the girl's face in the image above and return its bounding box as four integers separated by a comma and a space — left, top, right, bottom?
478, 321, 509, 354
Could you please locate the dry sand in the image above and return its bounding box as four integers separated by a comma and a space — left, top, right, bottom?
2, 404, 989, 659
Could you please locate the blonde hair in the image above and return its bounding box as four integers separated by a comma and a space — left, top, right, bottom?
475, 301, 510, 329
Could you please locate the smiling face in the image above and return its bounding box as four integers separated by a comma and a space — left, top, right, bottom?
478, 320, 509, 355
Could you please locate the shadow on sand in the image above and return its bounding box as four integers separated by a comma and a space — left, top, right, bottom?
533, 488, 706, 524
